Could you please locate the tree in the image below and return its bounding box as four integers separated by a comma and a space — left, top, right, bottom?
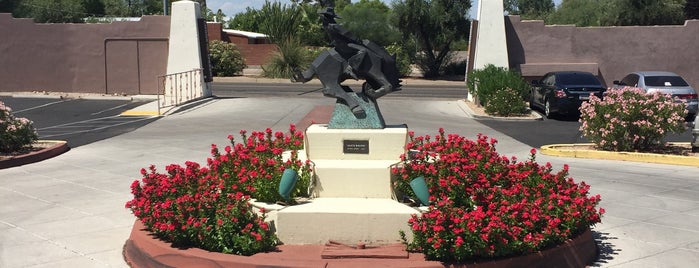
15, 0, 87, 23
546, 0, 616, 26
614, 0, 686, 26
338, 0, 400, 47
257, 2, 311, 78
82, 0, 106, 16
505, 0, 554, 19
204, 8, 225, 22
392, 0, 471, 78
686, 0, 699, 19
228, 7, 262, 32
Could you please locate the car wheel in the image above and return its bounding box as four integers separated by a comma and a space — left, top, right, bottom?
544, 99, 553, 119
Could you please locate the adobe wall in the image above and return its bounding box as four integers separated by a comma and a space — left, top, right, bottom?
229, 36, 276, 66
0, 14, 170, 94
206, 22, 276, 66
505, 15, 699, 88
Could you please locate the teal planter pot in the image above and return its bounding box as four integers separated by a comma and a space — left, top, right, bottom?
279, 169, 299, 201
410, 176, 430, 206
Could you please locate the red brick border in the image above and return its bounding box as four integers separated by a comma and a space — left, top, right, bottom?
123, 220, 598, 268
0, 141, 69, 169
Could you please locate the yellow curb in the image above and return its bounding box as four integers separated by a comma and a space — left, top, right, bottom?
120, 110, 161, 116
540, 143, 699, 167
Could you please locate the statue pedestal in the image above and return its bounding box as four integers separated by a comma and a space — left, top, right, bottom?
274, 124, 418, 244
305, 124, 407, 198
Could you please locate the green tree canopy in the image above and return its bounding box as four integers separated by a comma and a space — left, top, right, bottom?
546, 0, 615, 26
547, 0, 686, 26
505, 0, 554, 19
14, 0, 87, 23
392, 0, 471, 78
337, 0, 400, 47
688, 0, 699, 19
228, 7, 262, 32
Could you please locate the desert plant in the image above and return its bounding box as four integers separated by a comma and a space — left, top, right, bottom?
467, 64, 530, 115
261, 39, 314, 78
393, 129, 604, 262
0, 100, 38, 153
484, 87, 529, 116
125, 125, 312, 255
579, 86, 687, 152
385, 44, 413, 77
208, 40, 246, 76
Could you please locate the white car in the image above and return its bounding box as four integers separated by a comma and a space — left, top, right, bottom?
613, 71, 698, 121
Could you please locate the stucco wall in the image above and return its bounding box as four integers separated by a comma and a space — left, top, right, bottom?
206, 22, 276, 66
0, 14, 170, 94
505, 15, 699, 88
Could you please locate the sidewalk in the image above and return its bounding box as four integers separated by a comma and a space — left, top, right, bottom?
1, 95, 698, 267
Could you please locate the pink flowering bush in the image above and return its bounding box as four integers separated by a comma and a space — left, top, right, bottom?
393, 129, 604, 262
579, 87, 686, 151
0, 100, 38, 153
126, 125, 311, 255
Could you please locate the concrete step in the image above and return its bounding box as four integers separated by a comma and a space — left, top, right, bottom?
311, 159, 399, 198
275, 198, 419, 245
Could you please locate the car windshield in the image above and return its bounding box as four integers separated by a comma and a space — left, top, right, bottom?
558, 73, 601, 86
643, 76, 689, 87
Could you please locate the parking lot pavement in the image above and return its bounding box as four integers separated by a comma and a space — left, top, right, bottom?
1, 96, 698, 267
0, 96, 159, 148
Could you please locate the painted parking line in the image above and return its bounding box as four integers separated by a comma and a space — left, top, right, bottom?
37, 115, 157, 138
12, 99, 72, 114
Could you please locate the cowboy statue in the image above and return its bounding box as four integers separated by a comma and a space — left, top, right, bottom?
292, 2, 402, 124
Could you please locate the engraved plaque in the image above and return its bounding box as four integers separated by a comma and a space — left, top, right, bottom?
343, 140, 369, 154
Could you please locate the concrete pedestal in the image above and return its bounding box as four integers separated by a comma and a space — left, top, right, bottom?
304, 124, 407, 198
273, 124, 417, 245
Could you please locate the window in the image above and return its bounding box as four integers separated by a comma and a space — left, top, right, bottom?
542, 75, 555, 86
557, 73, 602, 86
643, 76, 689, 87
621, 74, 639, 87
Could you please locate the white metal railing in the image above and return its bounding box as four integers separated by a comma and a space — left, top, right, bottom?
157, 69, 204, 114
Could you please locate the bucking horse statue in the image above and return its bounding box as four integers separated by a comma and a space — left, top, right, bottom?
291, 4, 402, 118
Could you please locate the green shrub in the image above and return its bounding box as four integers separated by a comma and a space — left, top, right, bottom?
262, 39, 314, 78
0, 101, 38, 153
442, 59, 467, 77
467, 64, 530, 116
208, 40, 246, 76
579, 87, 687, 152
484, 87, 528, 116
385, 44, 413, 77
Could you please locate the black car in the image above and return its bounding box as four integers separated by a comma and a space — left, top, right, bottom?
530, 71, 606, 119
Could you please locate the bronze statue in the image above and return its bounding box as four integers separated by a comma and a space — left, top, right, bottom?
292, 5, 402, 118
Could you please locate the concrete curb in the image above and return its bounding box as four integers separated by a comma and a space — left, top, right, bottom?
0, 92, 158, 101
540, 143, 699, 167
457, 100, 543, 121
0, 140, 69, 169
213, 76, 467, 86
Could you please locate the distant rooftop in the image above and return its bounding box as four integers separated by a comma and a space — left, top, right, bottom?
222, 29, 268, 39
84, 17, 142, 23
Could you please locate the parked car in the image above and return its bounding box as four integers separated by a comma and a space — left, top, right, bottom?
529, 71, 606, 119
613, 71, 698, 121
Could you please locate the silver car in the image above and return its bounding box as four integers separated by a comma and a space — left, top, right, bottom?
613, 71, 698, 120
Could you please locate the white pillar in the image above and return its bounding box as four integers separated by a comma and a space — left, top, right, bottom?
472, 0, 509, 70
166, 0, 210, 98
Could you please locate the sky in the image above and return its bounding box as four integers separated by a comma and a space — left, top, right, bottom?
206, 0, 564, 21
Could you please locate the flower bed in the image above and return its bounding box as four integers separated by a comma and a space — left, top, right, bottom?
124, 126, 603, 264
125, 125, 311, 255
392, 129, 604, 262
